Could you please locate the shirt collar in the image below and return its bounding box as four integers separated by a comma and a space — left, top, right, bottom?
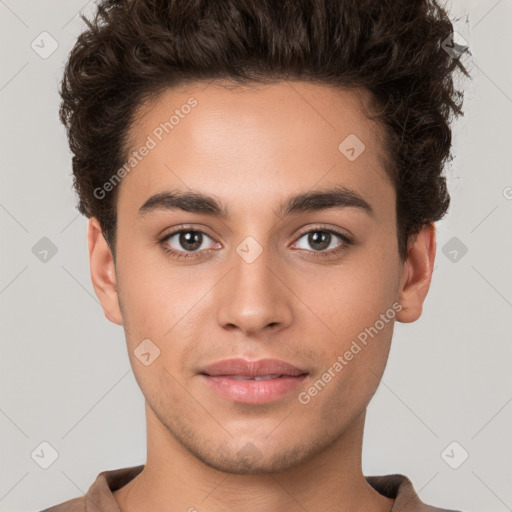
81, 465, 456, 512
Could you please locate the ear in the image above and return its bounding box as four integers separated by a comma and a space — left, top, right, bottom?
88, 217, 123, 325
396, 223, 436, 323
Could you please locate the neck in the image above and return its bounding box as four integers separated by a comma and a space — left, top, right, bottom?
113, 403, 393, 512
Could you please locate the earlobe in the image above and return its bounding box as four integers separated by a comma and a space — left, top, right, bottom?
88, 217, 123, 326
396, 224, 436, 323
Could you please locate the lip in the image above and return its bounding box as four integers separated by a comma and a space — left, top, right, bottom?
200, 357, 307, 377
199, 358, 309, 404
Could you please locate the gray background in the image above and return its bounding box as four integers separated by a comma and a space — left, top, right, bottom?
1, 1, 511, 511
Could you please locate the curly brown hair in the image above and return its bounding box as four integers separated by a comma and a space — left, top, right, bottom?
59, 0, 470, 261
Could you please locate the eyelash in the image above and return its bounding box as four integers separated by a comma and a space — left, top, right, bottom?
159, 225, 353, 261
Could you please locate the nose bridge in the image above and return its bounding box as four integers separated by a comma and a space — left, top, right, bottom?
215, 238, 292, 335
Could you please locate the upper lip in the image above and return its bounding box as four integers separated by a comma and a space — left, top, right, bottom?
199, 358, 308, 377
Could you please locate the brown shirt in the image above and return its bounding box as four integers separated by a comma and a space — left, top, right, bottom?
39, 464, 462, 512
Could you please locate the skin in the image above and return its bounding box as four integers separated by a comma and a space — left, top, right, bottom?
88, 81, 436, 512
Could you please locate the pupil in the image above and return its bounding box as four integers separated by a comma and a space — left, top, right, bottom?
180, 231, 202, 251
309, 231, 330, 251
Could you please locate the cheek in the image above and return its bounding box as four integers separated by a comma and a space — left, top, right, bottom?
116, 250, 215, 387
300, 309, 395, 430
290, 241, 399, 399
116, 245, 202, 333
294, 254, 399, 345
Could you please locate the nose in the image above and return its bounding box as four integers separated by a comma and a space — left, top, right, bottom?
215, 244, 294, 337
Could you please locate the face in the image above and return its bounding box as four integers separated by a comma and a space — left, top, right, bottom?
89, 80, 434, 474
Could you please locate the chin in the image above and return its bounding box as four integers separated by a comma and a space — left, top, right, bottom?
189, 439, 317, 475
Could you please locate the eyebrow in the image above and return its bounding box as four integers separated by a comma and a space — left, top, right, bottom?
138, 185, 374, 219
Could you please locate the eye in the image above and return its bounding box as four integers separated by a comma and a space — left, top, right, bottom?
292, 228, 351, 254
160, 228, 219, 258
159, 225, 352, 261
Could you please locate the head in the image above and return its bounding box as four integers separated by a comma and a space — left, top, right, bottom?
60, 0, 468, 473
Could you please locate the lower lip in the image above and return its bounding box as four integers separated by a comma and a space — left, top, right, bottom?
201, 374, 308, 404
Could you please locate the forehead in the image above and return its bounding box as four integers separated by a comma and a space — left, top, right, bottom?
118, 80, 393, 217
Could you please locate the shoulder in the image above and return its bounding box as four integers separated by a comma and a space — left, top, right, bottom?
35, 464, 144, 512
366, 473, 465, 512
37, 495, 86, 512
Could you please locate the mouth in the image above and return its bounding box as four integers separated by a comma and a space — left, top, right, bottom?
199, 358, 309, 404
215, 374, 294, 381
199, 357, 308, 377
